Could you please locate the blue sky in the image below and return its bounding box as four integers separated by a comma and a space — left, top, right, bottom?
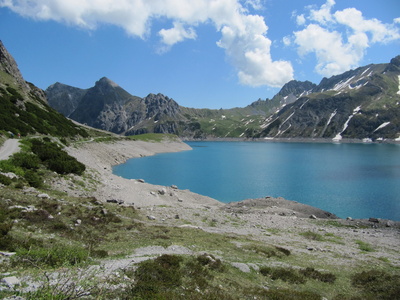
0, 0, 399, 109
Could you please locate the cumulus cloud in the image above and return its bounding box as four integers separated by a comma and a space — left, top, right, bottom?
0, 0, 293, 87
293, 0, 400, 77
159, 22, 197, 46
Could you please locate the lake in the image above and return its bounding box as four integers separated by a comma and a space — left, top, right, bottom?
113, 141, 400, 220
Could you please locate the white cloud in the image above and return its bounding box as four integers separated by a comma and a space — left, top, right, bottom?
309, 0, 335, 25
334, 8, 400, 43
294, 24, 359, 76
159, 22, 197, 46
244, 0, 263, 11
0, 0, 293, 87
296, 14, 306, 26
282, 36, 291, 46
293, 0, 400, 77
395, 17, 400, 24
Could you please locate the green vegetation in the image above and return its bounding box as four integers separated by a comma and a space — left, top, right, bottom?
126, 132, 180, 142
355, 240, 375, 252
349, 269, 400, 300
0, 182, 399, 299
0, 138, 85, 190
0, 81, 88, 138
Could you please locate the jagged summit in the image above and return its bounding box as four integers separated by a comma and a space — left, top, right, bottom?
277, 80, 316, 98
96, 77, 120, 88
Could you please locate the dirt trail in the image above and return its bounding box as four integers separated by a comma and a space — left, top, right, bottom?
0, 139, 20, 160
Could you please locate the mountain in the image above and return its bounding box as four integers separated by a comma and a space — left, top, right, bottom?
46, 78, 312, 138
46, 56, 400, 141
0, 41, 88, 138
256, 57, 400, 141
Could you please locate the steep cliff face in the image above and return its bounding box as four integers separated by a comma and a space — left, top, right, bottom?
46, 83, 86, 117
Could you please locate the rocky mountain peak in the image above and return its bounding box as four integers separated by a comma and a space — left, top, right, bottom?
390, 55, 400, 67
0, 40, 30, 91
96, 77, 119, 88
277, 80, 316, 98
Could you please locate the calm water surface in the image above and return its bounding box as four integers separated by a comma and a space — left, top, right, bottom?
113, 142, 400, 220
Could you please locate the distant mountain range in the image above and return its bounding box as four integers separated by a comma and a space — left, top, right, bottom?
46, 56, 400, 141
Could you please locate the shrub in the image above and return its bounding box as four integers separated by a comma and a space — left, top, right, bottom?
351, 270, 400, 300
23, 170, 43, 188
254, 288, 322, 300
30, 139, 85, 175
0, 222, 14, 251
11, 152, 40, 170
260, 267, 306, 284
300, 267, 336, 283
0, 173, 12, 186
132, 254, 183, 297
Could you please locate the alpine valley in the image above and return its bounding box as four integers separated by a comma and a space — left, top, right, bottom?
46, 56, 400, 142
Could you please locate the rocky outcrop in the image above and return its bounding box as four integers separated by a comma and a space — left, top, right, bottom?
0, 40, 30, 92
46, 82, 86, 117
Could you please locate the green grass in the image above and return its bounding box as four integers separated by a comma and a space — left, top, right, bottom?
355, 240, 375, 252
126, 133, 179, 142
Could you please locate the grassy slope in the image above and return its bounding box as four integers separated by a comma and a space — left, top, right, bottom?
0, 135, 399, 299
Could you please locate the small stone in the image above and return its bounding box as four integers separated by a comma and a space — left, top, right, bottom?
171, 185, 178, 189
1, 276, 20, 288
48, 215, 54, 219
385, 220, 394, 227
178, 199, 183, 202
76, 219, 82, 225
137, 179, 145, 183
147, 215, 156, 220
150, 191, 157, 196
175, 214, 180, 219
37, 193, 50, 199
346, 217, 353, 221
309, 215, 317, 219
158, 188, 167, 195
101, 208, 108, 215
369, 217, 380, 223
107, 199, 118, 204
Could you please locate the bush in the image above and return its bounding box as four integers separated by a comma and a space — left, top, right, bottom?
351, 270, 400, 300
23, 170, 43, 188
0, 222, 14, 251
11, 152, 40, 170
30, 139, 85, 175
0, 173, 12, 186
300, 267, 336, 283
132, 254, 183, 297
260, 267, 306, 284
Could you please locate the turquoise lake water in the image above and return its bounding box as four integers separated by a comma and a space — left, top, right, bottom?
113, 141, 400, 220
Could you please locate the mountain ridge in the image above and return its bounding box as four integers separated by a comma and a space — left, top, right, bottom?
46, 56, 400, 141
